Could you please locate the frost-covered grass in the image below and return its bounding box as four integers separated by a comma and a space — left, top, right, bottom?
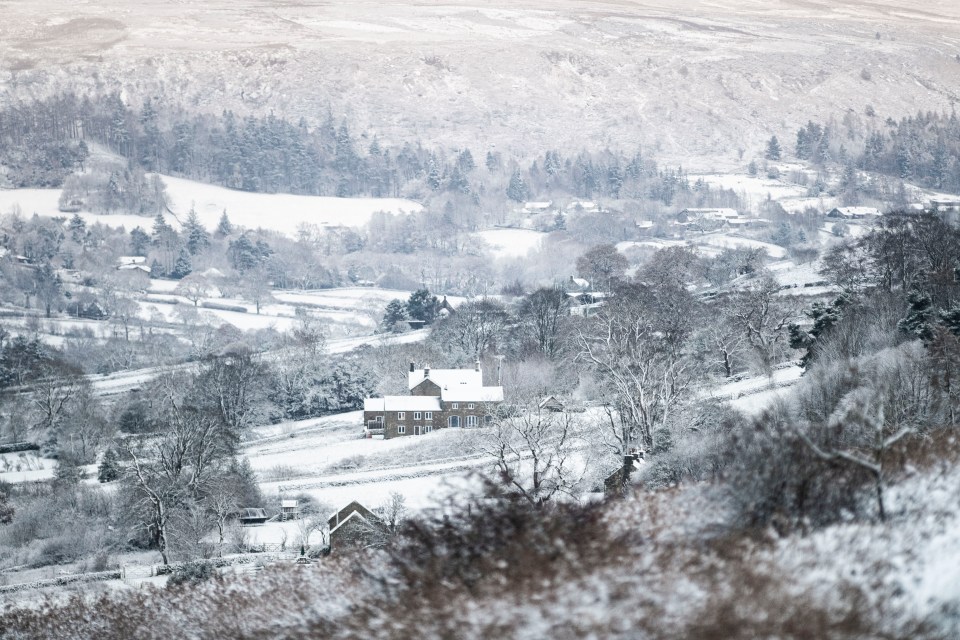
699, 233, 788, 259
5, 451, 957, 638
475, 229, 547, 259
0, 175, 422, 237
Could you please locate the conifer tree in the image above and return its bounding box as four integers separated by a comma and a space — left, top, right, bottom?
899, 290, 935, 341
130, 227, 150, 256
765, 135, 782, 161
98, 448, 120, 483
171, 248, 193, 279
506, 169, 529, 202
184, 207, 210, 255
216, 210, 233, 237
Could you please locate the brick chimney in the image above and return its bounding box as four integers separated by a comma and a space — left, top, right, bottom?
424, 367, 430, 379
475, 359, 481, 372
409, 362, 415, 372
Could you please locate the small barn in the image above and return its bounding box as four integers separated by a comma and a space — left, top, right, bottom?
328, 501, 387, 549
239, 508, 269, 526
827, 206, 880, 219
539, 396, 565, 413
279, 499, 300, 521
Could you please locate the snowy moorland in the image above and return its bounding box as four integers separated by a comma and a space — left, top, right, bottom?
0, 174, 422, 236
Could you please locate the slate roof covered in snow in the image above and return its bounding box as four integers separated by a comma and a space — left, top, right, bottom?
329, 509, 372, 534
828, 206, 880, 218
439, 385, 504, 403
408, 367, 483, 390
407, 365, 504, 404
363, 396, 442, 412
681, 207, 741, 220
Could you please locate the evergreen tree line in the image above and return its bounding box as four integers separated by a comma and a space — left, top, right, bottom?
0, 92, 690, 204
795, 111, 960, 193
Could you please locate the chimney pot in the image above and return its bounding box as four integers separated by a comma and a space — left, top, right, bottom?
475, 359, 480, 372
424, 367, 430, 378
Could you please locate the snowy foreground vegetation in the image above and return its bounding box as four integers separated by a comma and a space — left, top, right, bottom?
0, 209, 957, 638
2, 430, 959, 639
2, 2, 960, 636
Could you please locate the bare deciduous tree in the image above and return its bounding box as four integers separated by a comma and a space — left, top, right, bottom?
121, 378, 231, 564
485, 404, 584, 506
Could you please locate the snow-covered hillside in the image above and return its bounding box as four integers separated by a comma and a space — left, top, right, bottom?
4, 1, 959, 167
0, 175, 422, 236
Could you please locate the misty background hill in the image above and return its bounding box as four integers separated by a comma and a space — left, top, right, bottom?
2, 0, 959, 169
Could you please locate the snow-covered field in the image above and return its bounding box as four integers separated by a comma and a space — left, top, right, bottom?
699, 233, 788, 259
0, 174, 423, 237
475, 229, 547, 259
714, 365, 804, 415
246, 412, 480, 511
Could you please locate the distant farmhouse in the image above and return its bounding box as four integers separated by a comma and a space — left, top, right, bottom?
117, 256, 151, 273
827, 206, 881, 219
522, 201, 554, 214
565, 201, 599, 213
363, 362, 504, 438
928, 198, 960, 213
678, 207, 739, 224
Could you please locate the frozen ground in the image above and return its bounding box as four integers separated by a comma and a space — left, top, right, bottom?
699, 233, 788, 259
0, 175, 422, 237
475, 229, 547, 259
245, 412, 484, 512
691, 173, 810, 213
714, 364, 805, 415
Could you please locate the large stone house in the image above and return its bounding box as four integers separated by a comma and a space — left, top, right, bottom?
363, 362, 504, 439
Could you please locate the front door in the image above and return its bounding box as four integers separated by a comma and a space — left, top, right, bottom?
414, 425, 421, 436
448, 415, 460, 428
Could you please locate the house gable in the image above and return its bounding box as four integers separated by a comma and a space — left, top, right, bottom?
328, 500, 379, 531
411, 378, 442, 397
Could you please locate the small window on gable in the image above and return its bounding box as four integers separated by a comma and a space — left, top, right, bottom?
398, 425, 406, 434
414, 412, 422, 420
397, 412, 405, 420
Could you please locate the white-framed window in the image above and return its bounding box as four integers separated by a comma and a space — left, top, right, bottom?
414, 412, 422, 420
397, 412, 405, 420
451, 403, 459, 409
397, 425, 406, 434
424, 412, 433, 420
376, 415, 383, 423
468, 403, 475, 409
424, 425, 432, 433
466, 415, 478, 427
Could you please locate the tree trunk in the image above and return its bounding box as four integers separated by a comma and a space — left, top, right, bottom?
875, 471, 886, 522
